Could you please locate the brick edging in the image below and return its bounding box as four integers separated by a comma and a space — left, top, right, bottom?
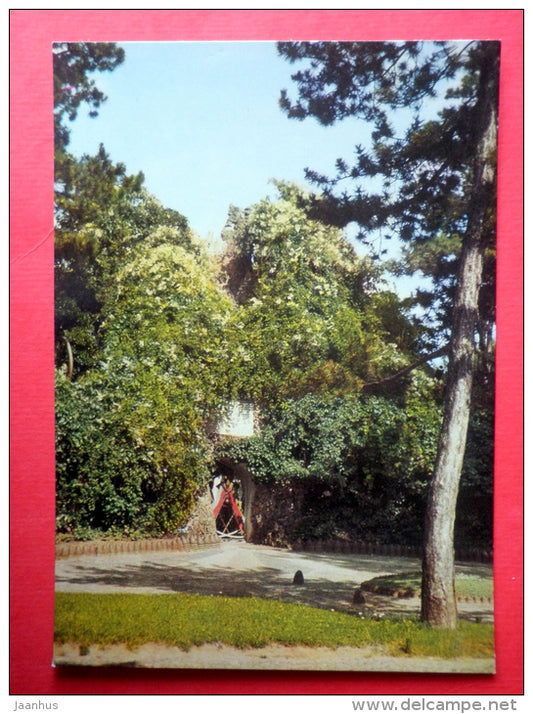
55, 533, 220, 559
292, 539, 492, 563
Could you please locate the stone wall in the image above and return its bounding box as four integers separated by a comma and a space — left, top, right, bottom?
184, 487, 218, 539
244, 480, 492, 563
247, 481, 307, 547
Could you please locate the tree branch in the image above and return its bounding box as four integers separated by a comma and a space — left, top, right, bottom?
362, 344, 449, 391
382, 45, 412, 78
64, 336, 74, 381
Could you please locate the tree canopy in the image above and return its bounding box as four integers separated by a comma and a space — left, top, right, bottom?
278, 40, 498, 351
54, 42, 125, 152
220, 184, 424, 407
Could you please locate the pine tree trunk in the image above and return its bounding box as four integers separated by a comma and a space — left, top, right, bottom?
421, 46, 499, 628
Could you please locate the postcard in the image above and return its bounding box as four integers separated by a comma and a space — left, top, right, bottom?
52, 38, 498, 672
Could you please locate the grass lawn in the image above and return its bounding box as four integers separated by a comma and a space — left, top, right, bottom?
55, 591, 494, 659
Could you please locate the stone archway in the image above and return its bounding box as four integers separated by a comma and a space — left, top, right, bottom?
213, 458, 256, 541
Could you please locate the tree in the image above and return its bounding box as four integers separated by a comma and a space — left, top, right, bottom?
278, 40, 499, 627
219, 185, 421, 408
56, 226, 240, 535
278, 41, 497, 339
53, 42, 125, 152
53, 41, 136, 376
420, 46, 498, 627
54, 145, 191, 378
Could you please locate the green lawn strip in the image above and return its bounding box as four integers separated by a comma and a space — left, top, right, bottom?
55, 592, 493, 658
361, 572, 493, 600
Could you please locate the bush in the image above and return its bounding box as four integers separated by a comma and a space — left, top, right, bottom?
55, 229, 239, 538
55, 370, 147, 533
55, 369, 207, 536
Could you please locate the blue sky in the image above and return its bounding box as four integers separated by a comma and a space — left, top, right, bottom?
66, 41, 440, 299
67, 41, 372, 247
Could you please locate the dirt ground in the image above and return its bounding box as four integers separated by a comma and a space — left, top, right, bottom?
53, 641, 495, 673
54, 540, 494, 672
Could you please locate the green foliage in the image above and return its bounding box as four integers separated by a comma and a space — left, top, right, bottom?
56, 225, 240, 535
55, 147, 189, 265
55, 592, 494, 658
455, 405, 494, 547
220, 187, 416, 407
55, 146, 193, 380
54, 42, 125, 151
55, 362, 201, 536
53, 47, 190, 380
53, 42, 493, 551
55, 177, 493, 543
277, 41, 498, 350
221, 379, 492, 547
101, 229, 239, 414
55, 370, 149, 533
